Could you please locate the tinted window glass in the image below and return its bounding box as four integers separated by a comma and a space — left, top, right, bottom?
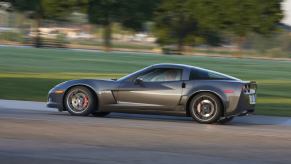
189, 69, 231, 80
139, 68, 182, 82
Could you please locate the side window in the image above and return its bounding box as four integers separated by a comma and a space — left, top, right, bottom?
138, 68, 182, 82
189, 69, 231, 80
189, 69, 209, 80
208, 72, 226, 79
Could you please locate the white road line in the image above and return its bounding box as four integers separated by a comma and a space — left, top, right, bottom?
0, 99, 56, 112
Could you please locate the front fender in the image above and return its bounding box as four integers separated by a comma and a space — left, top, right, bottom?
47, 80, 99, 111
47, 79, 118, 111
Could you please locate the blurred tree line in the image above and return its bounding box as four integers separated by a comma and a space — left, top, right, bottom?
155, 0, 283, 52
3, 0, 285, 54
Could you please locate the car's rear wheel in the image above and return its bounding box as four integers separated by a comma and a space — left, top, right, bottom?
189, 93, 222, 124
65, 86, 96, 116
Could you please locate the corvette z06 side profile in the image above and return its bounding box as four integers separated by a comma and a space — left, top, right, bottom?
47, 64, 257, 124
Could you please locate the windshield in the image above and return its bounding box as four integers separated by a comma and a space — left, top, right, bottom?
117, 66, 150, 81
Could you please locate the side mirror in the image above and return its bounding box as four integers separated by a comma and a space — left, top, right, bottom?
134, 78, 143, 85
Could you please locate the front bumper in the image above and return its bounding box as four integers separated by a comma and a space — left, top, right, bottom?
47, 101, 60, 108
47, 91, 65, 111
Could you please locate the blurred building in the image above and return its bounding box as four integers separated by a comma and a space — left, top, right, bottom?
29, 27, 94, 39
0, 2, 12, 27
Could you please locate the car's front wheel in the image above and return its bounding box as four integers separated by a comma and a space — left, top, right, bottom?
189, 93, 222, 124
65, 86, 96, 116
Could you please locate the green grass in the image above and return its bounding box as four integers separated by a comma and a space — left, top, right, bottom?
193, 49, 291, 58
0, 47, 291, 116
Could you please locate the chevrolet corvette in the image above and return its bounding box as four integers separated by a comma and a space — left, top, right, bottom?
47, 63, 257, 124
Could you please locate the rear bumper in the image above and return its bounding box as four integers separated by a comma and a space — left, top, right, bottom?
225, 94, 256, 117
237, 109, 255, 116
225, 81, 257, 117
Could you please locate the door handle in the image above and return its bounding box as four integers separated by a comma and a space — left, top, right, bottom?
182, 82, 186, 88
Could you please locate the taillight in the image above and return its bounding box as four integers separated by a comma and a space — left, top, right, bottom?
243, 84, 250, 93
224, 89, 234, 94
243, 82, 257, 94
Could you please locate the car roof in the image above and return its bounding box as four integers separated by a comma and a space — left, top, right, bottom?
150, 63, 240, 80
150, 63, 198, 69
118, 63, 240, 81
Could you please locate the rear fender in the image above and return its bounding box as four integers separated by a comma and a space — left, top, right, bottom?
182, 87, 228, 116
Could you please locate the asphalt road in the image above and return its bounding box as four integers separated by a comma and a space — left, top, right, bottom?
1, 100, 291, 164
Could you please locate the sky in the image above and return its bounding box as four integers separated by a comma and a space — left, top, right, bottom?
283, 0, 291, 25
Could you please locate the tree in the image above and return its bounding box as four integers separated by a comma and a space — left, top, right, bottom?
88, 0, 159, 51
154, 0, 223, 52
9, 0, 76, 47
154, 0, 283, 53
215, 0, 283, 50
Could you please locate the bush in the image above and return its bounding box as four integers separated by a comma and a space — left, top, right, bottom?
55, 33, 69, 45
244, 32, 291, 58
0, 31, 24, 42
266, 48, 288, 58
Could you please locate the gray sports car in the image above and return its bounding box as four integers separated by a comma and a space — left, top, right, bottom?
47, 63, 257, 124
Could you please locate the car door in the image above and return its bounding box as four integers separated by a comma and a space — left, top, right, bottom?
116, 68, 184, 110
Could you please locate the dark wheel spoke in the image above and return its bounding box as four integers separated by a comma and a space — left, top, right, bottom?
190, 93, 222, 124
65, 86, 96, 116
194, 98, 215, 119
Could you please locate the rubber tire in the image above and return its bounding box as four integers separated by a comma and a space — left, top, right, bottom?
65, 86, 96, 116
189, 92, 222, 124
92, 112, 111, 117
218, 116, 234, 124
